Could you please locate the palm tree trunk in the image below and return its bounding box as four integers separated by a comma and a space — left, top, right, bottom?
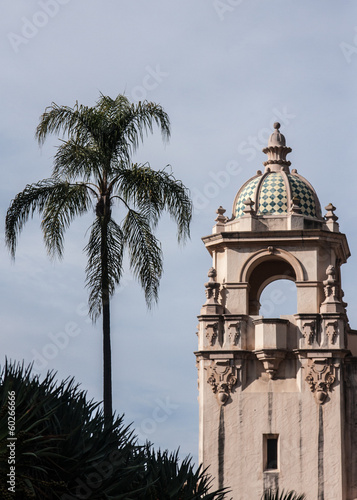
101, 216, 112, 422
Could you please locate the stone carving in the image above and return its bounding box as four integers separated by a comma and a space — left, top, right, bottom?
324, 203, 338, 223
323, 265, 339, 300
321, 265, 344, 313
204, 268, 220, 304
207, 360, 238, 405
341, 289, 348, 309
325, 321, 338, 345
228, 322, 241, 346
290, 196, 302, 214
305, 359, 336, 405
243, 197, 256, 215
215, 206, 227, 224
255, 350, 286, 379
302, 321, 315, 345
262, 122, 292, 170
205, 323, 218, 346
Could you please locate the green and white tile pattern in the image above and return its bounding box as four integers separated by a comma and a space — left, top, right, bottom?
235, 176, 261, 218
257, 172, 288, 215
235, 172, 317, 218
288, 174, 316, 216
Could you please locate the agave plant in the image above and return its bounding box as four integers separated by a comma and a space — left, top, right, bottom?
262, 489, 306, 500
0, 361, 228, 499
0, 361, 142, 499
139, 445, 228, 500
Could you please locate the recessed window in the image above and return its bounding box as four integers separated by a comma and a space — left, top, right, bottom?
263, 434, 279, 471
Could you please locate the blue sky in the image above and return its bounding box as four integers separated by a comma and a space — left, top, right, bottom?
1, 1, 357, 464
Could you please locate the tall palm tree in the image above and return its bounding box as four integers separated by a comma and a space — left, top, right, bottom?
5, 94, 192, 420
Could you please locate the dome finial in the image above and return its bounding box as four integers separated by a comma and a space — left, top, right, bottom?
262, 123, 292, 172
268, 123, 286, 147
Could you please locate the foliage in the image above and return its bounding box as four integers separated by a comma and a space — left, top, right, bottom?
262, 489, 306, 500
0, 361, 227, 499
6, 94, 192, 318
141, 446, 227, 500
5, 93, 193, 419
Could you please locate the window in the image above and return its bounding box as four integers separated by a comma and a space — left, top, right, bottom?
263, 434, 279, 471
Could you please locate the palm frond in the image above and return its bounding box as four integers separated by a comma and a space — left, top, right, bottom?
94, 95, 170, 158
115, 163, 192, 242
36, 101, 92, 145
41, 182, 91, 258
123, 100, 170, 155
122, 209, 163, 308
53, 139, 103, 183
85, 217, 124, 320
5, 179, 83, 258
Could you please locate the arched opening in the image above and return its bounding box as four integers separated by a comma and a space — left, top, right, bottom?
248, 258, 296, 315
259, 279, 297, 318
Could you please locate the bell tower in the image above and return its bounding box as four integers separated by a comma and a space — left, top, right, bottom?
196, 124, 357, 499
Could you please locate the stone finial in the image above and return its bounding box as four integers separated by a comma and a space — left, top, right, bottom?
320, 265, 344, 313
324, 203, 338, 222
243, 197, 256, 215
262, 124, 292, 173
291, 196, 302, 214
268, 122, 286, 147
323, 265, 338, 298
207, 267, 217, 279
324, 203, 339, 232
204, 267, 220, 304
215, 206, 227, 224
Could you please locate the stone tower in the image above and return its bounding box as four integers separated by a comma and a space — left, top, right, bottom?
196, 124, 357, 500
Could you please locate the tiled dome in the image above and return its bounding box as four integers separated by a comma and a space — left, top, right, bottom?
235, 171, 319, 218
233, 123, 322, 219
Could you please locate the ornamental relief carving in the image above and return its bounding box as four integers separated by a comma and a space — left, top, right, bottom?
228, 322, 241, 346
302, 321, 315, 345
205, 323, 218, 346
305, 358, 336, 405
325, 321, 338, 345
206, 360, 238, 406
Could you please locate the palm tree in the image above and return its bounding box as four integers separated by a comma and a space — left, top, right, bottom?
5, 94, 192, 420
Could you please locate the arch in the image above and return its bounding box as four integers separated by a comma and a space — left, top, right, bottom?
257, 274, 295, 303
239, 248, 304, 315
239, 247, 304, 283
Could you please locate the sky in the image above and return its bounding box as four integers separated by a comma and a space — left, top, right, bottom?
1, 1, 357, 466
